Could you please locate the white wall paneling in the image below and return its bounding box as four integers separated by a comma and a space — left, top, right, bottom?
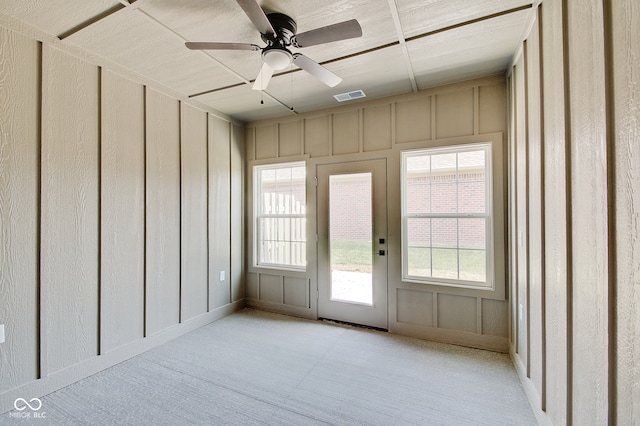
0, 23, 245, 413
506, 0, 639, 423
41, 45, 100, 374
0, 27, 40, 392
609, 0, 640, 421
100, 70, 145, 353
246, 75, 509, 352
208, 116, 232, 309
145, 88, 181, 335
180, 104, 209, 321
230, 124, 245, 303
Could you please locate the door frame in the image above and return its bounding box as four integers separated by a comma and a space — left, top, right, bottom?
315, 159, 388, 329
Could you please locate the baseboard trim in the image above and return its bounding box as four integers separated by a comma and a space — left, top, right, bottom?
510, 344, 551, 426
391, 321, 509, 353
246, 298, 317, 320
0, 300, 244, 414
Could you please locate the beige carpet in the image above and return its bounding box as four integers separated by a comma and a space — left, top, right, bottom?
0, 308, 536, 425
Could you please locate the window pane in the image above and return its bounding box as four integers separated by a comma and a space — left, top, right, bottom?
406, 174, 431, 214
407, 217, 431, 277
458, 150, 485, 169
458, 181, 486, 213
329, 173, 373, 305
431, 153, 457, 214
256, 162, 306, 268
406, 155, 430, 214
408, 247, 431, 277
458, 218, 486, 250
407, 217, 431, 247
431, 182, 457, 213
459, 249, 486, 282
431, 153, 457, 174
431, 218, 457, 248
402, 145, 491, 287
432, 248, 458, 280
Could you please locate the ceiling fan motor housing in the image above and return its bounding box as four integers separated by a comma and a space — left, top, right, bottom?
261, 12, 297, 45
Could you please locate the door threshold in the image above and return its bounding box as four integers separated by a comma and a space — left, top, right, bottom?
319, 317, 388, 333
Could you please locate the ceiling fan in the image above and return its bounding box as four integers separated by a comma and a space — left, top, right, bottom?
185, 0, 362, 91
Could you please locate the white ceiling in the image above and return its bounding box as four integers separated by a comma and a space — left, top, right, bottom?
0, 0, 534, 122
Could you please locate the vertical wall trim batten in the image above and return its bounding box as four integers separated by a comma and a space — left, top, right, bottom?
390, 102, 397, 145
561, 0, 574, 422
142, 85, 148, 337
178, 101, 183, 323
536, 4, 547, 410
523, 40, 531, 378
358, 108, 364, 153
228, 124, 233, 304
276, 123, 280, 158
299, 119, 304, 155
512, 64, 519, 355
430, 95, 437, 140
602, 0, 617, 421
476, 297, 482, 334
328, 114, 333, 157
206, 114, 210, 312
432, 292, 439, 328
97, 66, 103, 356
36, 40, 44, 379
473, 86, 479, 135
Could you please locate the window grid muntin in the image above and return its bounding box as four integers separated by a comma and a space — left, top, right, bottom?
401, 143, 493, 288
254, 162, 306, 270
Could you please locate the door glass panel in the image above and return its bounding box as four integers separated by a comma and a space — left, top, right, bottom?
329, 172, 373, 305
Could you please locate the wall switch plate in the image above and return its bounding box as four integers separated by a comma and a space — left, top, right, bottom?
219, 271, 225, 282
0, 324, 5, 344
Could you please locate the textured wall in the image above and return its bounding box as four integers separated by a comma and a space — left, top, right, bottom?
507, 0, 639, 424
0, 25, 244, 413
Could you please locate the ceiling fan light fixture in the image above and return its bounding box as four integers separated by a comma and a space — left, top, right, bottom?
262, 49, 293, 70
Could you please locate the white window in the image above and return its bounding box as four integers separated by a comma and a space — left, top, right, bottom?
401, 143, 493, 289
254, 162, 306, 269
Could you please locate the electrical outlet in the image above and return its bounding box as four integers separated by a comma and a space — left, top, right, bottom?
0, 324, 5, 344
219, 271, 225, 282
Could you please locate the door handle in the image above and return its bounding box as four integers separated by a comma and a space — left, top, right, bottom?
378, 250, 385, 256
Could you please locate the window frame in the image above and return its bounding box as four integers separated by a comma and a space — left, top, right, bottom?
400, 142, 494, 290
253, 161, 307, 271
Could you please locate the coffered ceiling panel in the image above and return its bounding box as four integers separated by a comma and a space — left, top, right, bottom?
64, 8, 241, 95
396, 0, 531, 38
406, 8, 530, 90
0, 0, 535, 122
0, 0, 120, 37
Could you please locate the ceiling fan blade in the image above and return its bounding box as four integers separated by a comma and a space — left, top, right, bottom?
293, 19, 362, 48
236, 0, 275, 38
252, 62, 274, 90
292, 53, 342, 87
185, 42, 261, 51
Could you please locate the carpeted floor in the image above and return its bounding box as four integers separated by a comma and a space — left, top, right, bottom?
0, 308, 537, 425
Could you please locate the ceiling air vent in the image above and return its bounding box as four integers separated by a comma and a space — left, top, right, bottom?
333, 89, 366, 102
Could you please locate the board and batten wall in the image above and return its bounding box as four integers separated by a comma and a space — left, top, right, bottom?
0, 24, 245, 413
507, 0, 639, 424
245, 75, 509, 352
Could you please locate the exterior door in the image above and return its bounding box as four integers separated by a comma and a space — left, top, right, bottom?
316, 159, 387, 329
